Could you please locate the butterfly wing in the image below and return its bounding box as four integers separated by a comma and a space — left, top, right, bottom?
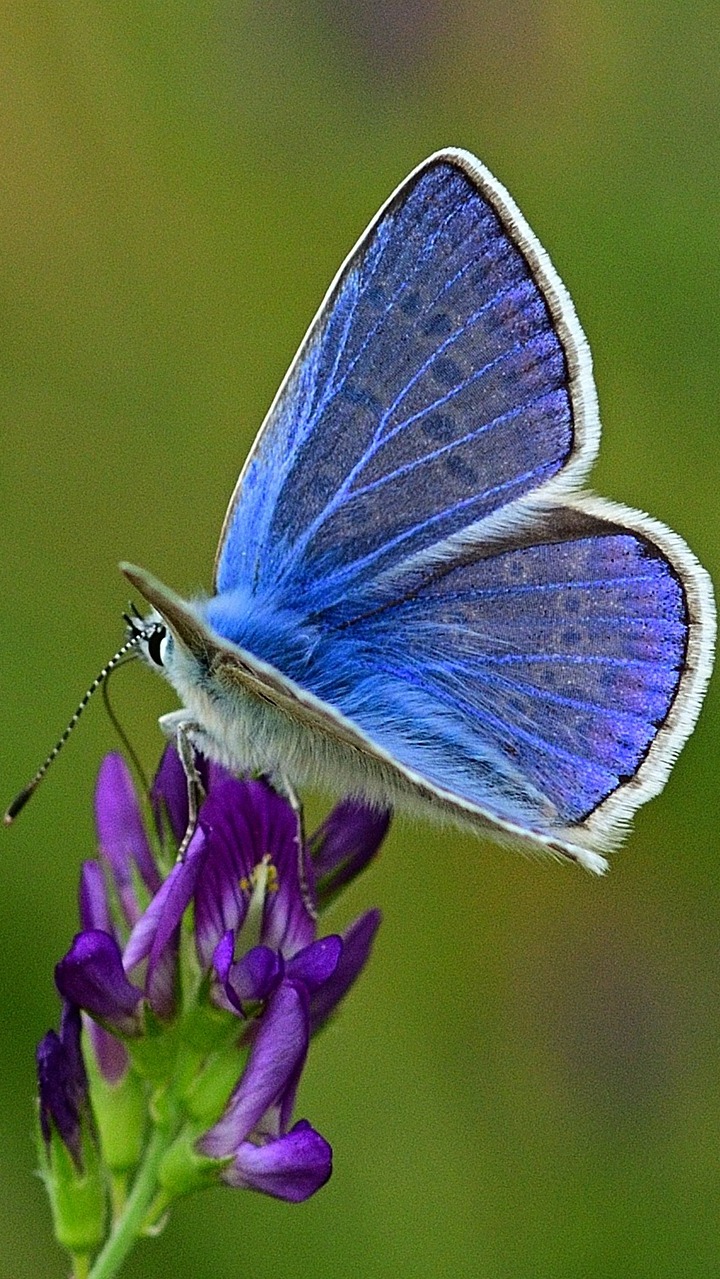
299, 496, 712, 853
215, 149, 599, 606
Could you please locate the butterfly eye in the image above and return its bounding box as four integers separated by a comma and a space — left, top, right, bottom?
147, 624, 167, 667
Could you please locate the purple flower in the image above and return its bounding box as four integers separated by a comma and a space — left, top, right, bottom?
308, 908, 382, 1034
94, 753, 161, 923
56, 931, 143, 1037
76, 860, 131, 1083
198, 981, 332, 1200
36, 1003, 91, 1170
119, 765, 384, 1033
46, 746, 387, 1205
309, 799, 390, 909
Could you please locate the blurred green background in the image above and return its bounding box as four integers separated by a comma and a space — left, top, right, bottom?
1, 3, 719, 1276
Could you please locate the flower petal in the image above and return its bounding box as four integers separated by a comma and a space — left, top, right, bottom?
310, 801, 390, 908
193, 778, 315, 967
36, 1003, 89, 1168
123, 826, 205, 1010
59, 1001, 88, 1099
144, 829, 207, 1019
95, 754, 160, 924
150, 744, 191, 845
56, 931, 143, 1035
192, 780, 261, 967
84, 1016, 130, 1085
212, 930, 235, 985
198, 980, 309, 1158
309, 909, 381, 1034
216, 944, 284, 1013
151, 745, 232, 846
286, 935, 342, 993
79, 860, 113, 936
122, 862, 183, 973
255, 786, 316, 958
37, 1032, 83, 1165
221, 1120, 332, 1201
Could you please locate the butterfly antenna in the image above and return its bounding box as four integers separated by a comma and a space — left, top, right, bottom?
4, 634, 142, 825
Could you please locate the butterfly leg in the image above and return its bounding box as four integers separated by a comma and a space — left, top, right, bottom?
266, 768, 317, 922
175, 722, 207, 860
158, 711, 207, 860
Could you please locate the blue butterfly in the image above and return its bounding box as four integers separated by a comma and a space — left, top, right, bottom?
123, 149, 715, 874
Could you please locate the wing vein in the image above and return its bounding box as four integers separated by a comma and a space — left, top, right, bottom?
307, 461, 552, 591
308, 201, 478, 426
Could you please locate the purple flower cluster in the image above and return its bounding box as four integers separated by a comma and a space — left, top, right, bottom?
38, 747, 388, 1205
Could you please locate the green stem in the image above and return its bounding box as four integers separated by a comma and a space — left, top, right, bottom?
71, 1254, 91, 1279
87, 1125, 175, 1279
110, 1173, 128, 1222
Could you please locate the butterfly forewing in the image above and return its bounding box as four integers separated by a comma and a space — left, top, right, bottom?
215, 152, 598, 607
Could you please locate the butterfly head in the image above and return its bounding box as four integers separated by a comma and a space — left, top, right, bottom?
123, 606, 170, 671
120, 563, 215, 670
119, 562, 281, 780
119, 563, 231, 742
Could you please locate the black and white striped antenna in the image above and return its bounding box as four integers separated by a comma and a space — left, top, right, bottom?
4, 630, 142, 825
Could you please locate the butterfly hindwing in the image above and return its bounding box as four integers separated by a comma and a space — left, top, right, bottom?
301, 498, 699, 847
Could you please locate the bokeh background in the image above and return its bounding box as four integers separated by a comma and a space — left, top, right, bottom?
1, 4, 719, 1276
